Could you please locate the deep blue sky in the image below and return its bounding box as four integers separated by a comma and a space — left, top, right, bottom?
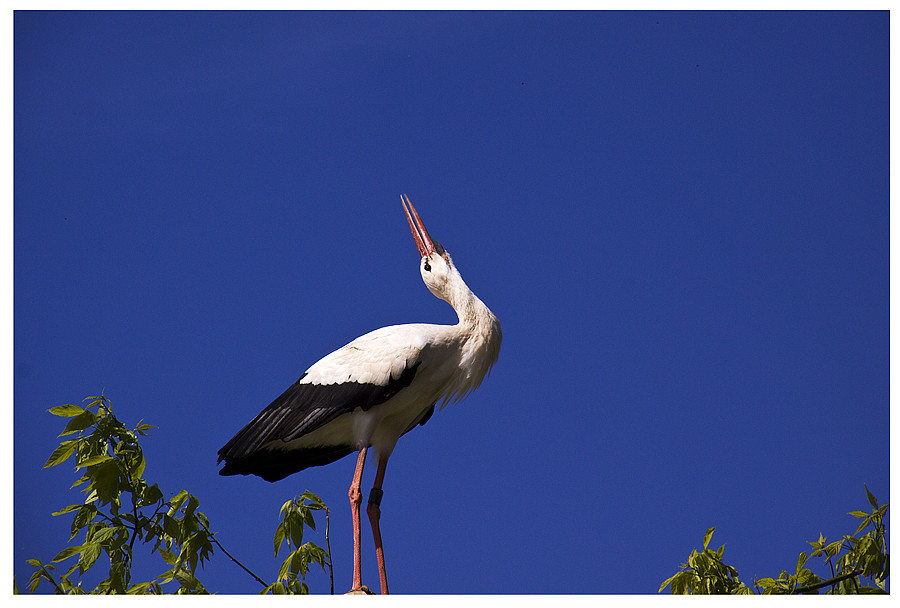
14, 10, 889, 594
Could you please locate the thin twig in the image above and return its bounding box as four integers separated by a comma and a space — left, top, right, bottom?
197, 518, 268, 588
326, 509, 334, 595
120, 447, 140, 573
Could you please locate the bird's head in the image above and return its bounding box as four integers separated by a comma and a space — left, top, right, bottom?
401, 194, 458, 302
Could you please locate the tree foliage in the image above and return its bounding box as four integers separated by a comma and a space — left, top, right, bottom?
19, 394, 331, 594
265, 491, 332, 595
660, 487, 889, 595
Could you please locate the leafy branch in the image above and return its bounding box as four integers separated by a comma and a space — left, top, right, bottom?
21, 394, 331, 594
660, 486, 889, 595
263, 491, 332, 594
658, 526, 753, 594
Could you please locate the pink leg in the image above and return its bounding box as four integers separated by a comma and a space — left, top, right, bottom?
366, 456, 390, 594
348, 447, 368, 592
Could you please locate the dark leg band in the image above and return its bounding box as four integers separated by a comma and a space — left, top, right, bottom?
368, 487, 384, 506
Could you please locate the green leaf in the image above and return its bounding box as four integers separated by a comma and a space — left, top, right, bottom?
43, 439, 78, 468
130, 452, 147, 480
77, 541, 102, 573
848, 510, 868, 518
163, 514, 181, 538
156, 566, 176, 585
51, 545, 84, 563
273, 521, 286, 557
300, 489, 327, 511
77, 453, 114, 469
290, 547, 309, 577
277, 553, 292, 581
158, 547, 178, 566
288, 514, 305, 548
137, 482, 164, 508
70, 505, 98, 539
303, 507, 317, 531
173, 567, 201, 590
109, 560, 127, 594
134, 419, 157, 435
270, 581, 288, 595
184, 494, 200, 519
865, 485, 878, 509
702, 527, 715, 550
796, 551, 808, 574
127, 582, 152, 594
51, 503, 83, 517
89, 459, 124, 505
168, 490, 189, 516
824, 539, 843, 558
196, 510, 210, 531
59, 410, 99, 437
854, 515, 873, 535
49, 403, 86, 417
90, 526, 120, 545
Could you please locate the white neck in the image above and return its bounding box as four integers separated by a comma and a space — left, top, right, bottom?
446, 269, 502, 375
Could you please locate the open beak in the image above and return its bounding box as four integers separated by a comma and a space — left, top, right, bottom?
401, 194, 442, 258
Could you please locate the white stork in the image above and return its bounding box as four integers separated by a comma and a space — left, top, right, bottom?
217, 195, 502, 594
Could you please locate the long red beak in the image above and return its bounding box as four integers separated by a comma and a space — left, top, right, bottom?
401, 194, 441, 258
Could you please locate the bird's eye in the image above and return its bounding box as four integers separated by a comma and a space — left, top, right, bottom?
423, 260, 432, 272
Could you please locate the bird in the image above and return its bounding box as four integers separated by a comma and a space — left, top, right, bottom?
217, 195, 502, 594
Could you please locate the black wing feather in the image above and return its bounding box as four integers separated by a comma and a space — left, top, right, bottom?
217, 362, 419, 481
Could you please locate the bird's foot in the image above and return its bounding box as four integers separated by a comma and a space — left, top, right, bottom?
345, 585, 375, 595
